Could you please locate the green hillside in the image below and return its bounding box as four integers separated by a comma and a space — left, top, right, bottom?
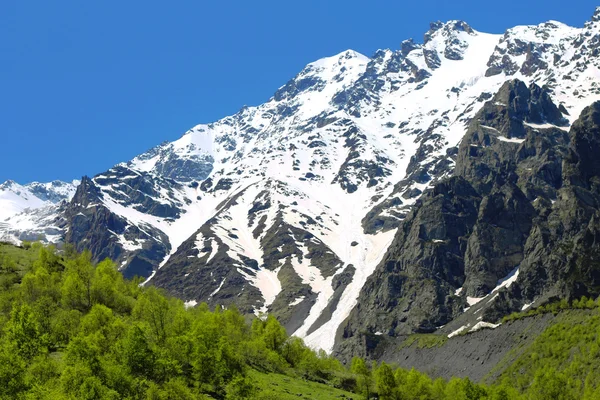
0, 242, 599, 399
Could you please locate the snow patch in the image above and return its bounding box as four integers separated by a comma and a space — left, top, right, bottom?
467, 296, 485, 306
491, 267, 519, 294
184, 300, 198, 309
289, 296, 305, 307
469, 321, 500, 332
497, 136, 525, 143
448, 325, 470, 338
210, 278, 227, 298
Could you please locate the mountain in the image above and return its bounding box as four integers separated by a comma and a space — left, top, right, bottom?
0, 180, 79, 243
6, 7, 600, 354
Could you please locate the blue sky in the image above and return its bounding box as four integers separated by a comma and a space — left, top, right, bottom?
1, 0, 598, 183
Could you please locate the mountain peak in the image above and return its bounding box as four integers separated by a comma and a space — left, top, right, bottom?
400, 38, 420, 56
308, 49, 369, 70
273, 49, 368, 104
421, 20, 479, 68
593, 6, 600, 22
0, 179, 18, 189
424, 20, 474, 44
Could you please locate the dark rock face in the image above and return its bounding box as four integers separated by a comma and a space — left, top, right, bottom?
152, 153, 213, 183
517, 102, 600, 303
335, 80, 600, 357
346, 176, 481, 338
62, 172, 173, 279
93, 166, 183, 219
455, 80, 567, 191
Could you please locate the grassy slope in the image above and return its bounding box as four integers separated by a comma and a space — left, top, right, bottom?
0, 242, 38, 289
5, 241, 600, 398
250, 370, 358, 400
493, 309, 600, 390
0, 242, 38, 271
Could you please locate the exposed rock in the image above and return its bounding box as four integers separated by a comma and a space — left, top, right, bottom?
336, 80, 577, 356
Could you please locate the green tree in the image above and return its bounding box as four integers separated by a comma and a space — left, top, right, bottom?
351, 357, 373, 400
262, 315, 287, 352
61, 252, 95, 311
225, 375, 256, 399
122, 325, 155, 379
375, 362, 397, 400
4, 302, 44, 359
132, 287, 171, 344
528, 369, 576, 400
0, 339, 27, 398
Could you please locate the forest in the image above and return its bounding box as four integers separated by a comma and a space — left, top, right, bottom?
0, 241, 598, 399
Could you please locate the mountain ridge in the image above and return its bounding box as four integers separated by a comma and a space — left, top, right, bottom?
5, 7, 600, 353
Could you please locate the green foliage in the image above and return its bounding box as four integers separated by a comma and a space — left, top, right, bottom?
494, 309, 600, 399
2, 243, 600, 399
351, 356, 374, 399
502, 297, 599, 323
375, 362, 397, 399
0, 243, 359, 398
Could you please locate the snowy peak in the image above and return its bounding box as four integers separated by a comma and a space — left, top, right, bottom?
591, 6, 600, 23
425, 20, 474, 41
0, 179, 79, 244
127, 125, 214, 182
306, 49, 369, 72
26, 180, 80, 203
423, 20, 478, 68
274, 50, 368, 102
273, 50, 369, 118
486, 20, 579, 78
0, 179, 78, 221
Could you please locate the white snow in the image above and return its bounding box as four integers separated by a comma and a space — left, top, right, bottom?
497, 136, 525, 143
464, 267, 520, 309
288, 246, 336, 338
467, 296, 485, 306
289, 296, 305, 307
524, 122, 570, 131
251, 267, 282, 316
209, 278, 227, 298
448, 324, 470, 338
196, 236, 219, 264
184, 300, 198, 309
469, 321, 501, 332
491, 267, 520, 294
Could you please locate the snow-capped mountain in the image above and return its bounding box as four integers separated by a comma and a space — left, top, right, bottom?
0, 180, 78, 221
7, 7, 600, 353
0, 180, 79, 243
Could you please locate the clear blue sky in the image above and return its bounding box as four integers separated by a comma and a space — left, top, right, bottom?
1, 1, 598, 183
